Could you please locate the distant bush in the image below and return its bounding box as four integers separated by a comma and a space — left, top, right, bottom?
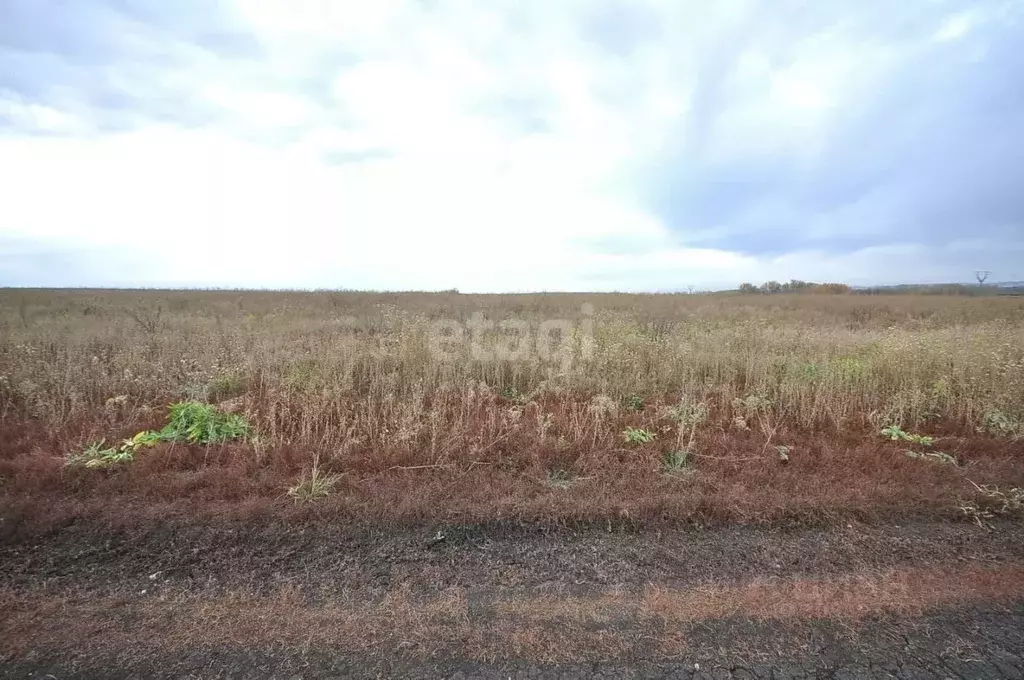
738, 280, 850, 294
855, 284, 997, 296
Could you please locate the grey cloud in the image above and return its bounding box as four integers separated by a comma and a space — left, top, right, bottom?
4, 0, 1023, 288
0, 0, 261, 63
105, 0, 263, 57
576, 239, 1024, 291
642, 1, 1024, 269
0, 0, 128, 63
581, 1, 661, 57
0, 0, 265, 135
0, 1, 374, 148
0, 235, 151, 287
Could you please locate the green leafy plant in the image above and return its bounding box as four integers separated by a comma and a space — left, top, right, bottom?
66, 439, 134, 468
624, 394, 645, 412
207, 373, 245, 402
662, 450, 692, 475
732, 394, 772, 420
880, 425, 934, 447
981, 410, 1022, 438
795, 362, 823, 382
67, 402, 252, 469
668, 399, 707, 451
668, 400, 707, 429
162, 401, 250, 444
121, 429, 164, 451
623, 426, 656, 444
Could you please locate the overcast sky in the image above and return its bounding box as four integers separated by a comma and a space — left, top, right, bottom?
2, 0, 1022, 291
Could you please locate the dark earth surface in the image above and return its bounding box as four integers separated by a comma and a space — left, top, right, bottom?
5, 519, 1024, 595
3, 519, 1024, 679
5, 607, 1024, 679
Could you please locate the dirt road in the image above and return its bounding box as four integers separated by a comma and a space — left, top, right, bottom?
3, 519, 1024, 678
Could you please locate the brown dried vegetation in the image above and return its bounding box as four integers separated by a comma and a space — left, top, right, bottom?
1, 289, 1023, 534
4, 565, 1024, 663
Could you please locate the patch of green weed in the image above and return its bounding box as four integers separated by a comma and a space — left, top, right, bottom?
207, 373, 245, 402
624, 394, 644, 412
162, 401, 250, 444
880, 425, 934, 447
982, 410, 1021, 438
66, 439, 134, 468
662, 450, 692, 475
67, 401, 252, 469
623, 426, 656, 444
794, 362, 823, 382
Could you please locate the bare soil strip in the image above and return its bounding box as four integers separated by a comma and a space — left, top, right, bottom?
5, 611, 1024, 679
4, 565, 1024, 661
5, 606, 1024, 680
3, 519, 1024, 677
4, 518, 1024, 595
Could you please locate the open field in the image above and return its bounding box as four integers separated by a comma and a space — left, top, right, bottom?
2, 289, 1022, 529
2, 289, 1024, 677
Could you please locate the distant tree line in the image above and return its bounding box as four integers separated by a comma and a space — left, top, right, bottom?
737, 280, 851, 294
735, 281, 1024, 296
855, 284, 1024, 296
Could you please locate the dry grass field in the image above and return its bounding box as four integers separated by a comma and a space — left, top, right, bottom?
2, 288, 1024, 677
2, 288, 1022, 531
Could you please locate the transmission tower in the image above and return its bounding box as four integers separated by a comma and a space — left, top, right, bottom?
974, 270, 991, 285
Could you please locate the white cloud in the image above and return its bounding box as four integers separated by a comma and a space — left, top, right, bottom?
0, 125, 676, 290
934, 11, 980, 42
1, 0, 1022, 290
0, 96, 90, 135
